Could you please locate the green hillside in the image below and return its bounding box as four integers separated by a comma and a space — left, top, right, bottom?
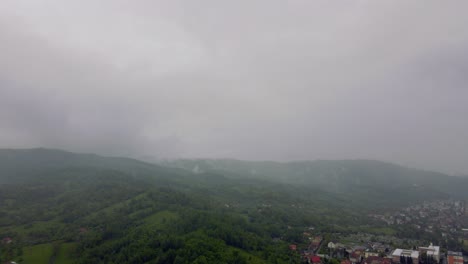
0, 149, 467, 263
0, 148, 187, 184
163, 159, 468, 203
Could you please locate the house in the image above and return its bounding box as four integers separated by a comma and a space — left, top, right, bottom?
331, 243, 347, 259
350, 252, 363, 264
338, 248, 348, 259
364, 250, 380, 258
309, 236, 323, 251
363, 256, 391, 264
1, 237, 12, 244
340, 259, 351, 264
382, 258, 392, 264
341, 260, 351, 264
290, 244, 297, 251
371, 243, 389, 253
312, 236, 323, 247
308, 256, 321, 264
447, 251, 463, 264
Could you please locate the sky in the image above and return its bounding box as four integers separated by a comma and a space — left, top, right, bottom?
1, 0, 468, 174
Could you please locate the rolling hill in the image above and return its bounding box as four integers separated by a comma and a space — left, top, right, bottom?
162, 158, 468, 201
1, 149, 467, 263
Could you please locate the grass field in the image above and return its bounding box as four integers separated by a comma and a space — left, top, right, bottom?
463, 239, 468, 250
368, 227, 396, 236
54, 242, 77, 264
143, 210, 178, 230
20, 241, 77, 264
22, 243, 54, 264
2, 220, 62, 235
81, 192, 148, 222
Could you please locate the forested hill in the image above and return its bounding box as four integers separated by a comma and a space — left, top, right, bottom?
161, 159, 468, 200
0, 148, 187, 184
0, 148, 356, 263
0, 149, 467, 263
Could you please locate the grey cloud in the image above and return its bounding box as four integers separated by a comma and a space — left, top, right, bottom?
1, 0, 468, 174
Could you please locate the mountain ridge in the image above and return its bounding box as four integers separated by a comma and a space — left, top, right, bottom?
160, 157, 468, 200
1, 148, 467, 201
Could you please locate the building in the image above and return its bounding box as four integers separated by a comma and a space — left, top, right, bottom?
391, 249, 419, 264
333, 244, 348, 259
364, 250, 380, 258
1, 237, 12, 244
363, 256, 392, 264
311, 236, 323, 247
462, 228, 468, 239
447, 251, 463, 264
307, 256, 321, 264
419, 244, 440, 263
341, 260, 351, 264
350, 252, 363, 264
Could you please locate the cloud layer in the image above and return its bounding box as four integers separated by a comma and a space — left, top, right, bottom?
1, 0, 468, 173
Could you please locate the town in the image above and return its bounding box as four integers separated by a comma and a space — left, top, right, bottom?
369, 200, 466, 240
291, 233, 467, 264
289, 199, 468, 264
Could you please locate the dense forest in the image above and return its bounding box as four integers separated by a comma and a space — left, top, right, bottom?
0, 149, 467, 263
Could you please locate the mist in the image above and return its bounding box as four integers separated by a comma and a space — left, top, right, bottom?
1, 0, 468, 174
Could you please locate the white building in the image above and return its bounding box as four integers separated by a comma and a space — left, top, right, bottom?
419, 243, 440, 263
392, 249, 419, 264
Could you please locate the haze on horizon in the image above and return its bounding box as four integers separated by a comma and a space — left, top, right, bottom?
1, 0, 467, 174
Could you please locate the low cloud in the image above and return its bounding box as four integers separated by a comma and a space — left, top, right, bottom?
1, 0, 468, 174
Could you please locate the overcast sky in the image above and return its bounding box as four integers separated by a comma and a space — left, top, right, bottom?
1, 0, 468, 174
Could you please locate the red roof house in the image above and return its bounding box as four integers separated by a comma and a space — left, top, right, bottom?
363, 256, 392, 264
1, 237, 12, 244
310, 256, 321, 264
341, 260, 351, 264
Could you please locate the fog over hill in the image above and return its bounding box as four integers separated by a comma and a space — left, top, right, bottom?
1, 0, 468, 174
161, 158, 468, 200
2, 148, 468, 203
